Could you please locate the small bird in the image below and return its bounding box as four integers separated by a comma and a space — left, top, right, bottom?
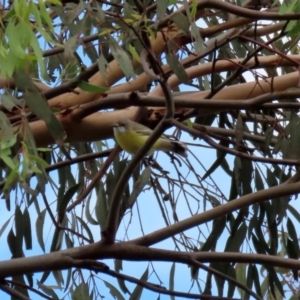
113, 119, 187, 157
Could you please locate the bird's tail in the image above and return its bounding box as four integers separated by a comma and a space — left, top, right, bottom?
171, 141, 188, 157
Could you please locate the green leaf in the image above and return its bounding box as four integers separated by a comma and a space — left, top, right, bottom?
286, 239, 298, 280
287, 112, 300, 158
58, 183, 80, 223
109, 36, 135, 78
76, 216, 94, 243
236, 263, 246, 298
0, 111, 15, 146
28, 155, 49, 168
95, 184, 109, 231
254, 168, 264, 191
233, 157, 252, 218
264, 201, 278, 255
114, 260, 130, 295
7, 227, 22, 258
192, 215, 226, 279
104, 280, 125, 300
127, 166, 151, 206
190, 22, 204, 53
98, 54, 109, 81
0, 217, 12, 237
252, 264, 262, 297
225, 222, 247, 252
202, 148, 226, 181
50, 227, 63, 252
288, 204, 300, 223
227, 265, 237, 297
252, 233, 266, 254
72, 283, 90, 300
170, 13, 190, 33
266, 265, 284, 298
85, 195, 98, 225
13, 71, 66, 145
52, 269, 64, 288
201, 216, 226, 251
6, 22, 26, 59
36, 209, 46, 252
169, 262, 175, 300
128, 44, 140, 63
15, 205, 24, 244
287, 217, 299, 258
23, 208, 32, 250
77, 80, 109, 93
235, 113, 243, 149
210, 262, 228, 296
1, 94, 19, 111
166, 52, 189, 84
1, 152, 16, 170
64, 35, 78, 59
130, 266, 148, 300
36, 281, 59, 300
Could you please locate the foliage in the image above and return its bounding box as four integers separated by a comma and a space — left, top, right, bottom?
1, 0, 300, 299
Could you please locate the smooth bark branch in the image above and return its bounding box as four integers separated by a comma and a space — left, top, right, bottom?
1, 243, 300, 278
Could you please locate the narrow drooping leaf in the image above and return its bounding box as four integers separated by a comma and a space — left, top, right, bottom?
114, 259, 130, 295
58, 183, 80, 223
286, 218, 299, 272
127, 166, 151, 207
286, 238, 298, 280
254, 168, 264, 191
169, 262, 175, 300
14, 206, 24, 252
157, 0, 168, 21
130, 266, 149, 300
37, 281, 59, 300
72, 282, 90, 300
95, 183, 109, 231
227, 264, 237, 298
23, 208, 32, 250
109, 36, 135, 79
236, 263, 247, 299
36, 209, 46, 252
53, 269, 64, 289
76, 216, 94, 243
170, 13, 190, 33
77, 81, 109, 93
202, 148, 226, 181
85, 195, 98, 225
103, 280, 125, 300
0, 217, 12, 237
166, 51, 189, 84
235, 113, 243, 150
225, 222, 247, 252
13, 71, 66, 145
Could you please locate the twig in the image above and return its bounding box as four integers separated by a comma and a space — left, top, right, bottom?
66, 146, 120, 212
77, 259, 239, 300
0, 283, 30, 300
131, 178, 300, 246
41, 193, 92, 243
4, 280, 53, 300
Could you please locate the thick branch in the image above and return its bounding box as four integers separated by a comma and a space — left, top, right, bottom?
1, 242, 300, 278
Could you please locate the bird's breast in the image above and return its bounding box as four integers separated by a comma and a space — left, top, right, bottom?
114, 130, 149, 154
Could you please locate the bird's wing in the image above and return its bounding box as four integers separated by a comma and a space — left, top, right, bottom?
135, 129, 171, 140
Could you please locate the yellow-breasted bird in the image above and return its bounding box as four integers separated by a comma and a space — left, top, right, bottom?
113, 119, 187, 157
